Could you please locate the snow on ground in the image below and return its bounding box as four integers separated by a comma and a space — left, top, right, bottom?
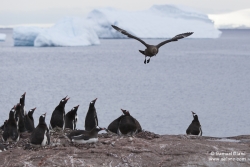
209, 8, 250, 29
0, 33, 6, 41
13, 4, 221, 47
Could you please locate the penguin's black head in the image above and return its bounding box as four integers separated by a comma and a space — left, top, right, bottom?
9, 105, 16, 119
28, 107, 36, 117
71, 105, 79, 113
20, 92, 26, 106
121, 109, 130, 116
39, 113, 46, 124
59, 96, 70, 106
68, 105, 79, 118
191, 111, 199, 121
89, 98, 97, 107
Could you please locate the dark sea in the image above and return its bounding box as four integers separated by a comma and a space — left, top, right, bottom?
0, 29, 250, 137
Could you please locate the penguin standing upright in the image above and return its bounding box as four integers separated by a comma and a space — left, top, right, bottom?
67, 127, 105, 144
24, 107, 36, 132
15, 92, 26, 132
65, 105, 79, 130
186, 111, 202, 136
2, 105, 20, 142
118, 109, 141, 136
85, 98, 98, 131
50, 96, 70, 130
30, 113, 50, 146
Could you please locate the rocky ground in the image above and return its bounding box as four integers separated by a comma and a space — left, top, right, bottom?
0, 129, 250, 167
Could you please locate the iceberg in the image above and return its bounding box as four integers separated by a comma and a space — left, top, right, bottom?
13, 4, 221, 47
35, 17, 100, 47
208, 9, 250, 29
87, 5, 221, 38
13, 17, 100, 46
13, 27, 44, 46
0, 33, 7, 41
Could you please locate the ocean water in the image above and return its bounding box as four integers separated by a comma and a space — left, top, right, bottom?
0, 29, 250, 137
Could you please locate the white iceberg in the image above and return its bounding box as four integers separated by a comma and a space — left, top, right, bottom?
87, 5, 221, 38
0, 33, 7, 41
13, 17, 100, 46
13, 27, 44, 46
209, 9, 250, 29
35, 17, 100, 47
13, 4, 221, 47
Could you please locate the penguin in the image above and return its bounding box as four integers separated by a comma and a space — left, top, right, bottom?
107, 114, 125, 134
66, 126, 105, 144
50, 96, 70, 130
118, 109, 141, 136
107, 109, 142, 134
15, 92, 26, 132
186, 111, 202, 136
30, 113, 50, 146
2, 105, 20, 142
24, 107, 36, 132
85, 98, 98, 131
65, 105, 79, 130
0, 143, 7, 152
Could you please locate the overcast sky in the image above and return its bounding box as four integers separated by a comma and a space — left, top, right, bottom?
1, 0, 250, 25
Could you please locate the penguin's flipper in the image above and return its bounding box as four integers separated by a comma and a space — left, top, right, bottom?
72, 134, 90, 141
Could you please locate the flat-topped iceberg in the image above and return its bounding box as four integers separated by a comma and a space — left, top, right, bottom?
87, 5, 221, 38
209, 8, 250, 29
0, 33, 7, 41
13, 17, 100, 46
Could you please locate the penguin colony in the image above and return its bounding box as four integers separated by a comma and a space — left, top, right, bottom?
0, 92, 201, 150
0, 25, 197, 150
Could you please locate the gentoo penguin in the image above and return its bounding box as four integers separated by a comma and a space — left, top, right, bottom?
15, 92, 26, 132
108, 109, 142, 134
0, 143, 7, 152
111, 25, 193, 64
50, 96, 70, 130
65, 105, 79, 130
30, 113, 50, 146
107, 114, 125, 134
186, 111, 202, 136
24, 107, 36, 132
2, 105, 20, 142
67, 127, 105, 144
118, 109, 142, 135
85, 98, 98, 131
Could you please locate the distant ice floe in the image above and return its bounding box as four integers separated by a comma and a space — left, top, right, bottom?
209, 9, 250, 29
13, 4, 221, 47
0, 33, 6, 41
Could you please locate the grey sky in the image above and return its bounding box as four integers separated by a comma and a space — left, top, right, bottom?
1, 0, 250, 25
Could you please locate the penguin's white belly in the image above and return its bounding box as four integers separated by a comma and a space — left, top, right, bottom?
41, 130, 47, 146
198, 126, 202, 136
72, 138, 98, 144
